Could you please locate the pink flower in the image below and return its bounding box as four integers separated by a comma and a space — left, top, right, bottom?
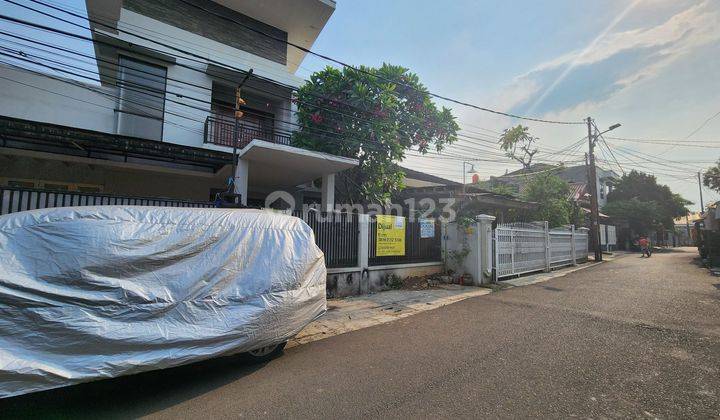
310, 113, 323, 124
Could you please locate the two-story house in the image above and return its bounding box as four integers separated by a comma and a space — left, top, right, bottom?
0, 0, 356, 212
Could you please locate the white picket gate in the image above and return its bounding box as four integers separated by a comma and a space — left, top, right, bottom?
494, 222, 589, 279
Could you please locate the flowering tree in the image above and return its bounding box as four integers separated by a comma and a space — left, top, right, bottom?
293, 64, 459, 204
499, 125, 538, 169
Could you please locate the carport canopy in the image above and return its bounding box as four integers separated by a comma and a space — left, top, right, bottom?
233, 140, 358, 209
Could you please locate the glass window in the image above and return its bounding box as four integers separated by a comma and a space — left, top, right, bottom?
117, 56, 167, 140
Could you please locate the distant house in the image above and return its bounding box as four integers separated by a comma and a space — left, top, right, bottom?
673, 212, 703, 246
489, 163, 620, 250
395, 166, 537, 223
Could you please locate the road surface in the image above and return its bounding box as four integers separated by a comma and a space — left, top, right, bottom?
3, 248, 719, 418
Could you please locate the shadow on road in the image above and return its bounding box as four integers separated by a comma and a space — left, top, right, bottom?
1, 352, 275, 418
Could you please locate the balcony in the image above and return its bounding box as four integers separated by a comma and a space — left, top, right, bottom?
204, 115, 292, 149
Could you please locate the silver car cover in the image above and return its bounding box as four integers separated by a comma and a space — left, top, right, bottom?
0, 207, 326, 398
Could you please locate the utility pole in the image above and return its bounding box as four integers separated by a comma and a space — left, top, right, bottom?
586, 117, 602, 262
698, 171, 704, 213
460, 161, 475, 213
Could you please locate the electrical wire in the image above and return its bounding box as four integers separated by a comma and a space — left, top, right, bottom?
18, 0, 584, 126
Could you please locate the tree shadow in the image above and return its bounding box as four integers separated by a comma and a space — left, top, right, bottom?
0, 351, 278, 418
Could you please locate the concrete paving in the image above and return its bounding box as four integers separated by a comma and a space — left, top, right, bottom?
289, 285, 491, 348
2, 247, 719, 418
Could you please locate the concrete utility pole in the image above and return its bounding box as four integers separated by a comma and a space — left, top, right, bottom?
698, 171, 704, 213
586, 117, 603, 262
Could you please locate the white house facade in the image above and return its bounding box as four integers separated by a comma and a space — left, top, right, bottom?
0, 0, 355, 209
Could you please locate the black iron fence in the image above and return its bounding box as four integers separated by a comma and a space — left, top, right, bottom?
0, 186, 213, 215
368, 216, 442, 266
1, 187, 443, 270
204, 116, 291, 148
293, 211, 359, 268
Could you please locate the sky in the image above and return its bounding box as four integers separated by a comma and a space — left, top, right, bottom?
297, 0, 720, 212
1, 0, 719, 211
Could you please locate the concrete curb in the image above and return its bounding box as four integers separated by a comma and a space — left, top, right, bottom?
289, 256, 621, 349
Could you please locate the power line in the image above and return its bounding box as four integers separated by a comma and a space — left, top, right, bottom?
2, 1, 594, 163
0, 29, 589, 166
0, 12, 532, 157
18, 0, 584, 126
606, 136, 720, 147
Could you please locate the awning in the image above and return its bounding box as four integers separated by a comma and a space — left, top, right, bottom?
238, 140, 357, 190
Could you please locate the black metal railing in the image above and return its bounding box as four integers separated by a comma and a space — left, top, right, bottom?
0, 186, 213, 216
368, 217, 442, 266
293, 210, 359, 268
204, 116, 291, 148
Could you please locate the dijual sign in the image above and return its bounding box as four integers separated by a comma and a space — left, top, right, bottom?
376, 215, 406, 256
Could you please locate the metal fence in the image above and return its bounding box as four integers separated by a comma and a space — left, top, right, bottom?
494, 222, 589, 279
204, 116, 291, 148
0, 186, 213, 215
368, 217, 442, 266
293, 211, 359, 268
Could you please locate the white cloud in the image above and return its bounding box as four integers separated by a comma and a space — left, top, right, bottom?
501, 0, 720, 116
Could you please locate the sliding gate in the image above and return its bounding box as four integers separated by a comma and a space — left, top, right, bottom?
494, 222, 589, 279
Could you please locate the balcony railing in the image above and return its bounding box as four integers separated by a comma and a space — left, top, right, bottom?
204, 115, 292, 148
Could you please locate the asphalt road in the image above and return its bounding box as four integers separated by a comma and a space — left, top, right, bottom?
3, 248, 720, 419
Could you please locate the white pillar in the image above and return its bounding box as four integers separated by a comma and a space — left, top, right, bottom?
321, 173, 335, 212
571, 225, 577, 266
544, 221, 551, 272
475, 214, 496, 284
358, 213, 370, 293
233, 158, 249, 206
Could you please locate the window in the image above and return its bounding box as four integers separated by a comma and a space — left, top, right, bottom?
116, 56, 167, 141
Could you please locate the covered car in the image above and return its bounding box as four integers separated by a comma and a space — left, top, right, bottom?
0, 207, 326, 398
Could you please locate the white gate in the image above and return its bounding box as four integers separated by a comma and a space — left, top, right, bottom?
494, 222, 589, 279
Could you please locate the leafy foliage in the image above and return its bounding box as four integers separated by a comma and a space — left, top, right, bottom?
489, 183, 518, 197
499, 125, 538, 169
702, 161, 720, 199
521, 170, 581, 227
604, 170, 691, 233
293, 64, 459, 204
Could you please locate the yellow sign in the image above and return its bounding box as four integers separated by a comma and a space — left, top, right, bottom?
376, 215, 406, 256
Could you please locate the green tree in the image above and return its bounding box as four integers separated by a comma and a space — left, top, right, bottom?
521, 170, 580, 227
490, 183, 518, 197
499, 125, 538, 169
293, 64, 459, 204
702, 161, 720, 200
603, 170, 691, 234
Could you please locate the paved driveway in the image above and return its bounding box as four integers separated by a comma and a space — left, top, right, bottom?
3, 248, 719, 418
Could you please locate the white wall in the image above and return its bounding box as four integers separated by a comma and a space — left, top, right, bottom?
0, 8, 305, 151
113, 9, 304, 149
0, 65, 116, 133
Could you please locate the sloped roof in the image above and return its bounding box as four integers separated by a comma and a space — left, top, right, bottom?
399, 166, 461, 187
498, 164, 619, 184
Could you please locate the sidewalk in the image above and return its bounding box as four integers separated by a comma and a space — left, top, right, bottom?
288, 285, 491, 348
290, 257, 612, 348
500, 253, 624, 287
